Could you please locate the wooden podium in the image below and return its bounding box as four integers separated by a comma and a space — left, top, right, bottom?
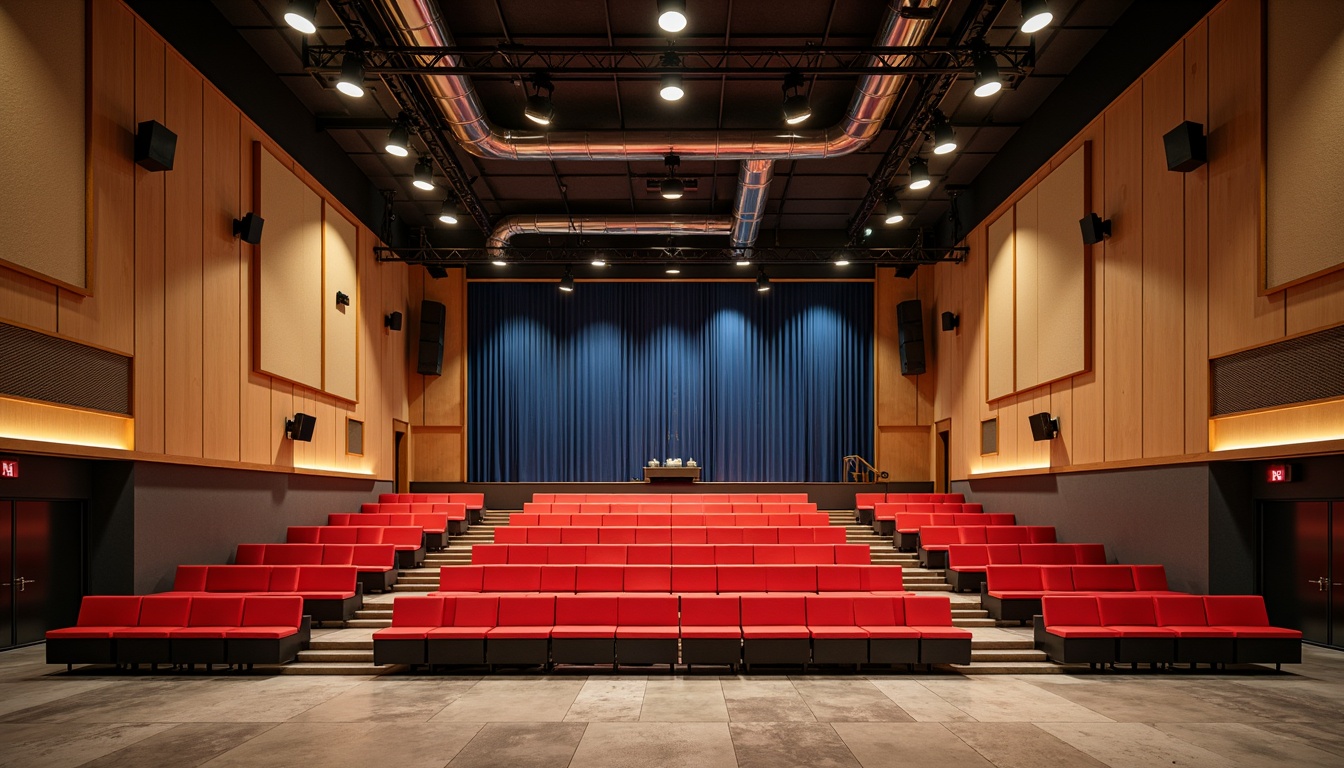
642, 466, 702, 482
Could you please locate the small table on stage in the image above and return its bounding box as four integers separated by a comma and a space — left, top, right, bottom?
643, 466, 702, 483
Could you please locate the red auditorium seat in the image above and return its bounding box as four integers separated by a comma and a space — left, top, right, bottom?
741, 594, 811, 668
1152, 594, 1236, 665
540, 564, 577, 593
110, 594, 193, 668
624, 565, 672, 592
765, 565, 817, 593
576, 565, 625, 593
1035, 595, 1119, 666
169, 595, 247, 667
904, 596, 973, 664
853, 596, 919, 665
806, 595, 867, 665
438, 565, 484, 594
551, 595, 619, 665
1098, 594, 1178, 664
486, 595, 555, 667
226, 596, 305, 666
586, 544, 627, 564
1203, 595, 1302, 666
45, 596, 143, 666
671, 565, 718, 593
680, 595, 742, 669
671, 544, 715, 565
615, 595, 680, 666
484, 564, 541, 593
427, 595, 498, 666
718, 565, 769, 594
373, 595, 444, 666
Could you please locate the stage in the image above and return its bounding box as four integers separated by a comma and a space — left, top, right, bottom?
411, 482, 932, 510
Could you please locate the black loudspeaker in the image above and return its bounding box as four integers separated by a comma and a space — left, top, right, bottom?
285, 412, 316, 442
1163, 121, 1206, 172
896, 299, 926, 376
940, 311, 959, 331
233, 213, 264, 245
385, 312, 403, 331
1028, 411, 1060, 441
134, 120, 177, 172
417, 300, 446, 376
1079, 212, 1111, 245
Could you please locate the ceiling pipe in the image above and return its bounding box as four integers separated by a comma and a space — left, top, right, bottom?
374, 0, 934, 247
486, 215, 732, 255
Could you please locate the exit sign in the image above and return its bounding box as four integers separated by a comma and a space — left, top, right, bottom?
0, 459, 17, 479
1266, 464, 1293, 483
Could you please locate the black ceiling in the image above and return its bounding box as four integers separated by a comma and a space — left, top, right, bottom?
122, 0, 1216, 272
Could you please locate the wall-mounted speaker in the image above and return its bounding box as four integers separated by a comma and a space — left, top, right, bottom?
285, 412, 316, 442
134, 120, 177, 172
385, 311, 403, 331
1028, 411, 1060, 441
417, 300, 446, 376
896, 299, 926, 376
1079, 212, 1111, 245
1163, 121, 1207, 172
940, 311, 959, 331
233, 213, 264, 245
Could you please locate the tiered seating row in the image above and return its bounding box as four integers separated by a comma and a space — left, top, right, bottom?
439, 564, 904, 595
983, 565, 1176, 622
856, 493, 965, 524
379, 493, 484, 524
360, 502, 469, 535
917, 526, 1057, 568
373, 594, 970, 669
510, 512, 830, 526
1036, 595, 1302, 669
495, 526, 847, 545
46, 595, 309, 670
330, 512, 452, 549
876, 503, 988, 537
287, 526, 426, 568
235, 543, 398, 593
523, 503, 818, 515
172, 565, 362, 623
474, 543, 870, 565
533, 493, 810, 503
946, 543, 1107, 592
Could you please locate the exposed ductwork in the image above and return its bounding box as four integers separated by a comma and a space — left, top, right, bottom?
486, 215, 731, 254
375, 0, 935, 248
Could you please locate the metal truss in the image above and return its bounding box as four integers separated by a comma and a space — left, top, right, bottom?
303, 43, 1035, 79
374, 245, 967, 266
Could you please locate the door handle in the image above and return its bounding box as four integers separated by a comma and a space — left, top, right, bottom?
8, 576, 35, 592
1309, 577, 1328, 591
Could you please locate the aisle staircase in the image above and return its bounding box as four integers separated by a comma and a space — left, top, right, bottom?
282, 508, 1060, 675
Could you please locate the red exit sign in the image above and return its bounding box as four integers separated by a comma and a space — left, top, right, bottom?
0, 460, 17, 479
1266, 464, 1293, 483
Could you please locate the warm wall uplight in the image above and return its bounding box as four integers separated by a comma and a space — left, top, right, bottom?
1210, 399, 1344, 452
969, 460, 1051, 476
0, 397, 134, 452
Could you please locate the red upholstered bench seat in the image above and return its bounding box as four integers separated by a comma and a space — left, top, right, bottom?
234, 543, 397, 593
170, 564, 362, 623
945, 543, 1107, 592
472, 542, 868, 565
982, 564, 1178, 623
46, 594, 308, 669
287, 525, 425, 569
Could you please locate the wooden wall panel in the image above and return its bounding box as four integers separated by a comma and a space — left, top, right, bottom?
1034, 147, 1088, 385
877, 426, 931, 482
257, 147, 323, 391
1183, 24, 1212, 455
322, 207, 360, 402
874, 269, 920, 430
0, 268, 58, 332
915, 270, 938, 426
1014, 189, 1040, 390
1049, 377, 1074, 467
1285, 271, 1344, 336
60, 0, 135, 354
162, 53, 204, 459
986, 212, 1016, 401
201, 87, 241, 462
963, 227, 988, 476
1070, 121, 1108, 467
422, 269, 467, 427
132, 22, 165, 454
1208, 0, 1282, 357
1141, 49, 1187, 459
1102, 85, 1144, 462
412, 427, 464, 483
238, 120, 273, 466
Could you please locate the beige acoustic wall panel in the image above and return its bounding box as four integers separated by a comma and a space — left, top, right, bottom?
986, 212, 1016, 401
257, 146, 323, 390
323, 205, 359, 402
0, 0, 85, 290
1014, 188, 1040, 389
1034, 146, 1088, 384
1266, 0, 1344, 289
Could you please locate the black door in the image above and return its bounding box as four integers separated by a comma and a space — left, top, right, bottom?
2, 500, 84, 649
1260, 500, 1343, 649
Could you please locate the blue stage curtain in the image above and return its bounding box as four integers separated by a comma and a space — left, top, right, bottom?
468, 281, 873, 482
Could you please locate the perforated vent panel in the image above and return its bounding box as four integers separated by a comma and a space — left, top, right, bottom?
0, 323, 131, 414
1211, 325, 1344, 416
980, 418, 998, 455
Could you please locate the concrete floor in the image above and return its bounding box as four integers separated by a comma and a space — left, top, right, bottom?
1, 643, 1342, 767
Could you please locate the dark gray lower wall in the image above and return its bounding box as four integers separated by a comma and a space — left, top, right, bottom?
133, 462, 390, 593
413, 482, 933, 511
954, 464, 1213, 594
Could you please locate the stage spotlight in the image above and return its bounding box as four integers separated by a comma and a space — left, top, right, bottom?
908, 157, 931, 190
1020, 0, 1053, 34
413, 156, 435, 191
336, 51, 365, 98
283, 0, 318, 34
658, 0, 687, 33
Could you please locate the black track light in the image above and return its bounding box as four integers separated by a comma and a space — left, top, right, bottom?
883, 195, 904, 225
524, 73, 555, 125
908, 157, 931, 190
973, 50, 1002, 98
385, 122, 410, 157
782, 71, 811, 125
336, 50, 365, 98
756, 269, 771, 293
658, 0, 687, 33
438, 199, 458, 225
659, 52, 684, 101
660, 154, 684, 199
930, 111, 957, 155
413, 156, 435, 191
1021, 0, 1053, 34
559, 267, 575, 292
283, 0, 318, 34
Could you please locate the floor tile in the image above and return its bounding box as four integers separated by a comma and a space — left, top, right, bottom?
447, 722, 586, 768
290, 679, 480, 722
564, 679, 648, 722
1154, 722, 1344, 768
0, 722, 175, 768
1029, 680, 1266, 723
199, 722, 481, 768
77, 723, 274, 768
834, 722, 993, 767
944, 722, 1109, 767
1036, 722, 1232, 767
729, 722, 860, 768
788, 678, 914, 722
920, 679, 1114, 723
639, 679, 728, 721
569, 722, 736, 768
721, 680, 816, 722
866, 680, 975, 722
431, 679, 585, 722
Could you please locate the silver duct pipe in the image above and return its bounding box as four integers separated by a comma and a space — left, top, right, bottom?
377, 0, 932, 249
486, 214, 732, 253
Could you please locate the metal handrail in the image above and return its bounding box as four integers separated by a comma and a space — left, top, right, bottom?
842, 455, 888, 483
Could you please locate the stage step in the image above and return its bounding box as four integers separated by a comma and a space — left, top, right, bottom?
391, 583, 436, 593
282, 662, 403, 675
344, 618, 393, 628
297, 649, 374, 663
945, 661, 1067, 675
354, 609, 393, 620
